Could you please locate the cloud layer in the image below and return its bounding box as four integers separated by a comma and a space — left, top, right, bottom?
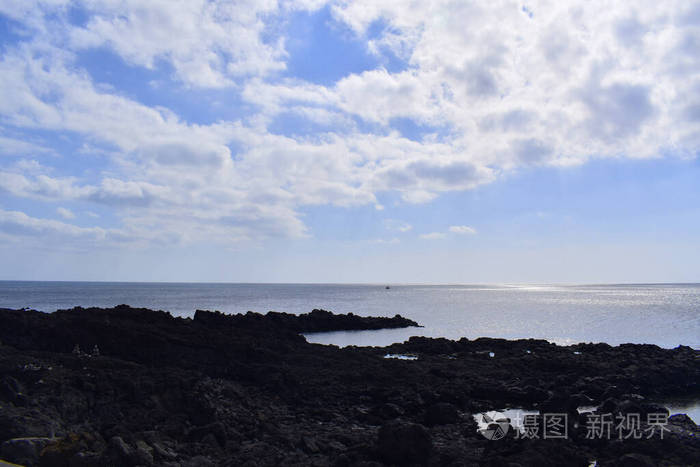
0, 0, 698, 248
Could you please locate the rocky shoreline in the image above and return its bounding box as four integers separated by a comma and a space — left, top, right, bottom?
0, 305, 698, 466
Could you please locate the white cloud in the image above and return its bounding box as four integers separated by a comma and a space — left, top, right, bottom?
0, 0, 697, 250
0, 172, 93, 201
56, 207, 75, 219
419, 225, 476, 239
334, 69, 440, 125
0, 208, 106, 240
66, 0, 323, 87
328, 0, 700, 164
0, 135, 52, 156
0, 207, 188, 246
369, 237, 400, 244
11, 159, 46, 174
419, 232, 446, 240
449, 225, 477, 235
384, 219, 412, 232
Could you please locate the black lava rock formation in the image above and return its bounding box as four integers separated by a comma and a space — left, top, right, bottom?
0, 305, 697, 466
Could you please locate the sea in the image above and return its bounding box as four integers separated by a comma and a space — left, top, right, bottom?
0, 281, 698, 349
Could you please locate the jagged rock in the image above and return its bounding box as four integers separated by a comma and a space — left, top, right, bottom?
299, 436, 320, 454
0, 306, 697, 466
186, 423, 225, 447
617, 453, 655, 467
599, 397, 619, 414
668, 413, 698, 431
130, 442, 153, 466
540, 391, 581, 414
0, 461, 26, 467
371, 403, 404, 420
151, 442, 178, 461
66, 451, 102, 467
38, 432, 105, 467
0, 377, 23, 404
639, 403, 669, 416
193, 308, 420, 333
424, 402, 459, 426
617, 399, 644, 415
326, 441, 347, 453
377, 420, 432, 465
181, 455, 215, 467
106, 436, 131, 464
0, 437, 51, 466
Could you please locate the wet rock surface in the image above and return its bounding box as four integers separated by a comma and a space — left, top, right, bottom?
0, 305, 697, 466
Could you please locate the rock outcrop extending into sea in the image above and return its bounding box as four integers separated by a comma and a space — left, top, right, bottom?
0, 305, 697, 466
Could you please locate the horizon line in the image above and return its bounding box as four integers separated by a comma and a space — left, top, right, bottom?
1, 279, 698, 287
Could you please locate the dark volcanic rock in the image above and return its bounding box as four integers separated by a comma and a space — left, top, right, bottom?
668, 413, 698, 431
617, 453, 655, 467
0, 437, 51, 466
424, 402, 459, 426
377, 420, 432, 465
194, 307, 420, 333
0, 306, 697, 466
39, 432, 105, 467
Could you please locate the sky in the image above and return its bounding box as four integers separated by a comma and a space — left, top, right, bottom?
0, 0, 699, 283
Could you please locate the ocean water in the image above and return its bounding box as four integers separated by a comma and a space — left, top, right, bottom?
0, 281, 698, 349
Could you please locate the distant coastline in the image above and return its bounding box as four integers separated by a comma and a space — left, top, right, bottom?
1, 282, 698, 349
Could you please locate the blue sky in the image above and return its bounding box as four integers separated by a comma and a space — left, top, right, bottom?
0, 1, 699, 283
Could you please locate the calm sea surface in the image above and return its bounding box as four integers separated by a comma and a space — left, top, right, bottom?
0, 281, 698, 349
